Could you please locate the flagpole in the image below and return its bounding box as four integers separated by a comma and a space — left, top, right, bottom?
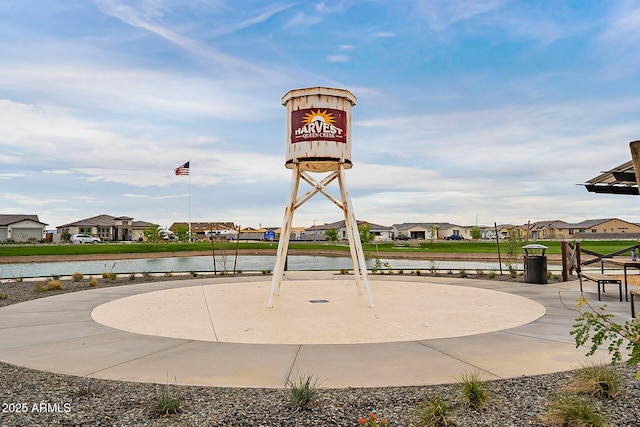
188, 160, 192, 239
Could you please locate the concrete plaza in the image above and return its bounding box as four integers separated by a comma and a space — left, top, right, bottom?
0, 272, 631, 388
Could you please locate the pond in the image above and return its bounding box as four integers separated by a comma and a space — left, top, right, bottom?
0, 255, 532, 280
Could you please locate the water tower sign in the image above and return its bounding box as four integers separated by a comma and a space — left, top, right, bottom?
267, 87, 374, 308
283, 87, 355, 173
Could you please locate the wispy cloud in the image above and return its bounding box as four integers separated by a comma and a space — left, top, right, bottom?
123, 193, 187, 200
596, 1, 640, 74
93, 0, 285, 80
327, 54, 349, 63
43, 170, 74, 175
207, 4, 294, 37
0, 173, 24, 180
414, 0, 505, 31
0, 192, 66, 207
285, 11, 323, 28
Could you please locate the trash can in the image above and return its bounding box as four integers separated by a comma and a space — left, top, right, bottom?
522, 244, 548, 284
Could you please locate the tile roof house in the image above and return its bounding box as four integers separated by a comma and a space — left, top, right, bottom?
0, 214, 47, 242
510, 218, 640, 240
169, 222, 237, 240
311, 219, 393, 241
392, 222, 459, 240
57, 214, 156, 242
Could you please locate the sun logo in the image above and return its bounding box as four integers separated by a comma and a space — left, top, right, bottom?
302, 109, 335, 125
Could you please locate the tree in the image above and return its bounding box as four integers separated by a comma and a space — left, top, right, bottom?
173, 224, 190, 242
143, 225, 163, 243
470, 227, 482, 240
502, 228, 523, 277
324, 228, 339, 243
567, 297, 639, 378
428, 224, 440, 244
358, 223, 374, 244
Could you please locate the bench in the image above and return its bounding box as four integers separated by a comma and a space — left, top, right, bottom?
579, 272, 623, 302
631, 290, 639, 318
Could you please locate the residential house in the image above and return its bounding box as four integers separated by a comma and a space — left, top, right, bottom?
57, 214, 155, 242
496, 224, 518, 239
392, 222, 473, 240
311, 220, 393, 242
0, 214, 47, 242
239, 226, 264, 241
440, 224, 472, 240
170, 222, 238, 240
532, 218, 640, 240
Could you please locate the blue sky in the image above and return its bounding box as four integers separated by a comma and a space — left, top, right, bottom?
1, 0, 640, 231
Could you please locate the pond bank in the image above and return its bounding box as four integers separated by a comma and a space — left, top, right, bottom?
0, 248, 567, 264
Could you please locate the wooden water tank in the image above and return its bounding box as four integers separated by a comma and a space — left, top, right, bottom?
282, 87, 356, 172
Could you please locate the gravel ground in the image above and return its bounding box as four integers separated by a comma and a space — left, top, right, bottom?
1, 273, 639, 427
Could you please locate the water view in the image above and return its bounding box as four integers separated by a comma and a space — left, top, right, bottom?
0, 255, 532, 280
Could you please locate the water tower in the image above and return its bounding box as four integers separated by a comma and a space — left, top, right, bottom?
267, 87, 375, 307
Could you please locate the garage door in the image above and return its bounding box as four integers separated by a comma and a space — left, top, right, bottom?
11, 228, 42, 242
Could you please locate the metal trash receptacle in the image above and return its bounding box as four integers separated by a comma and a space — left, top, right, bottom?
523, 244, 548, 284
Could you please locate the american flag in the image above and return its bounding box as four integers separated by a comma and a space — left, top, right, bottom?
175, 161, 190, 176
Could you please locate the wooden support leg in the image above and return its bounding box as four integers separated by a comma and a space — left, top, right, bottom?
267, 164, 300, 308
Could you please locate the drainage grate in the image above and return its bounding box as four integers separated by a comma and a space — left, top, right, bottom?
308, 299, 330, 304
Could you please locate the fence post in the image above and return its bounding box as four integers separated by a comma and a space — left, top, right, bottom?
561, 241, 568, 282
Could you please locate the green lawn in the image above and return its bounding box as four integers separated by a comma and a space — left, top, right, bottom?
1, 239, 637, 258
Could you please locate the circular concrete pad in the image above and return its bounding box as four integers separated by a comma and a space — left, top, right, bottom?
91, 280, 545, 344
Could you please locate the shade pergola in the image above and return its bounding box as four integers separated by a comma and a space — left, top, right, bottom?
584, 160, 639, 195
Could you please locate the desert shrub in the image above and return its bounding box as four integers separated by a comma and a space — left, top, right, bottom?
458, 370, 490, 409
152, 382, 181, 417
543, 394, 607, 427
285, 372, 322, 408
416, 397, 454, 427
36, 280, 64, 292
0, 293, 7, 300
74, 377, 103, 397
108, 272, 117, 280
129, 273, 136, 281
72, 272, 84, 282
372, 258, 392, 275
88, 277, 98, 287
567, 363, 621, 399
